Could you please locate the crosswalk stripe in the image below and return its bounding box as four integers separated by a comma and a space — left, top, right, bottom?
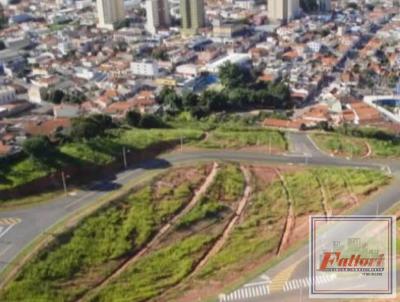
219, 274, 337, 300
0, 217, 21, 225
261, 285, 267, 295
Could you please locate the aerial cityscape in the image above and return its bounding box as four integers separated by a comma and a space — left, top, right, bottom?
0, 0, 399, 301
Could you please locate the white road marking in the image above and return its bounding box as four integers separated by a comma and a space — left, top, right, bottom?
220, 274, 337, 301
0, 225, 14, 239
64, 191, 97, 210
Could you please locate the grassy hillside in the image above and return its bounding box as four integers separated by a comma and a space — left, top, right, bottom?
0, 166, 210, 301
0, 164, 390, 302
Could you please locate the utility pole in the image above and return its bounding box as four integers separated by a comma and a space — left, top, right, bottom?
61, 171, 67, 195
269, 135, 272, 154
180, 136, 183, 152
122, 146, 127, 169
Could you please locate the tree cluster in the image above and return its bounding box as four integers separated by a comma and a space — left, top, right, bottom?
157, 63, 293, 118
70, 114, 114, 141
125, 110, 167, 129
40, 88, 86, 105
337, 125, 399, 142
22, 136, 55, 161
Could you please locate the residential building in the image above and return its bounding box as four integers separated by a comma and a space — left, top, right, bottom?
146, 0, 171, 34
268, 0, 299, 22
131, 60, 159, 77
180, 0, 205, 35
96, 0, 125, 30
53, 104, 81, 118
319, 0, 331, 12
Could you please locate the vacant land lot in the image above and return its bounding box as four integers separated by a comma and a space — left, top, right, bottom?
0, 165, 211, 302
0, 129, 203, 191
195, 128, 287, 152
311, 132, 400, 158
0, 164, 389, 302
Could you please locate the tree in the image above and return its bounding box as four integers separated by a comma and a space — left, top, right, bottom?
182, 92, 199, 109
41, 89, 64, 104
23, 136, 53, 160
158, 87, 182, 114
126, 110, 141, 127
151, 47, 169, 61
87, 114, 114, 132
200, 90, 225, 112
219, 62, 252, 89
139, 114, 166, 129
70, 118, 100, 140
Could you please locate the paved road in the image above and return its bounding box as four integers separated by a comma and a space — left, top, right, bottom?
0, 137, 398, 296
286, 132, 323, 157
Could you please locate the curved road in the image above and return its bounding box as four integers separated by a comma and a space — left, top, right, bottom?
0, 135, 399, 300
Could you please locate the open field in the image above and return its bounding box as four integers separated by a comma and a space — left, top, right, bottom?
0, 165, 211, 302
0, 161, 389, 302
0, 129, 204, 191
311, 132, 400, 158
195, 128, 287, 152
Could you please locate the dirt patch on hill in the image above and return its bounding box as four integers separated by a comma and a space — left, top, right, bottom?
250, 165, 304, 185
153, 164, 212, 198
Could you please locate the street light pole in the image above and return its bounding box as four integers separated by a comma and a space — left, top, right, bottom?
61, 171, 67, 195
122, 146, 127, 169
269, 135, 272, 154
180, 136, 183, 152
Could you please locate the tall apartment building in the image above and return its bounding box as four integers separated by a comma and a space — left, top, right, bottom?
96, 0, 125, 30
319, 0, 331, 12
180, 0, 205, 35
268, 0, 299, 22
146, 0, 171, 34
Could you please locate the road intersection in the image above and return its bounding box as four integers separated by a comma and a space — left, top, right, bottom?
0, 133, 398, 302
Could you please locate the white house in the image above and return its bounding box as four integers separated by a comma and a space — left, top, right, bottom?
131, 60, 159, 77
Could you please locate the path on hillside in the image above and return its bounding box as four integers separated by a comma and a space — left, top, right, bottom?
275, 169, 295, 256
75, 162, 220, 302
189, 165, 253, 277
